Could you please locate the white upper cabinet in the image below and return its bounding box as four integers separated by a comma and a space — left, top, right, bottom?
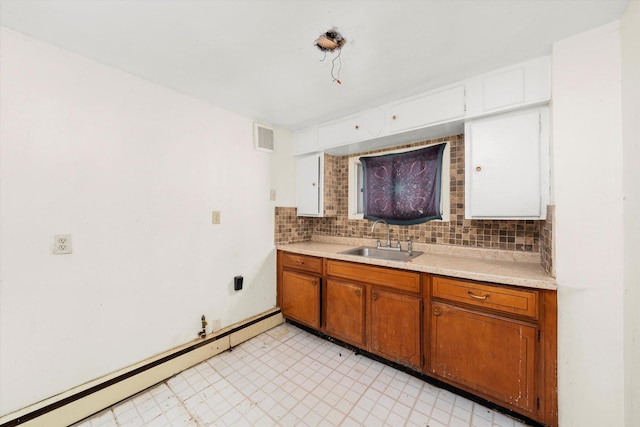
317, 113, 364, 150
464, 56, 550, 118
296, 152, 323, 216
292, 127, 318, 156
387, 85, 465, 133
291, 56, 550, 157
465, 107, 549, 219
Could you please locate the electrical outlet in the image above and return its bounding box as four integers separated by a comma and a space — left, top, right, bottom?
212, 319, 221, 331
212, 211, 221, 224
270, 189, 277, 201
53, 234, 72, 255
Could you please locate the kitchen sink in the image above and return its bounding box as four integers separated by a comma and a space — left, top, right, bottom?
339, 246, 423, 262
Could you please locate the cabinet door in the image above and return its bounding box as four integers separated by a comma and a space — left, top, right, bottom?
465, 107, 548, 219
317, 114, 363, 149
325, 279, 366, 347
292, 127, 318, 155
296, 153, 322, 216
388, 85, 465, 133
430, 302, 537, 414
370, 288, 422, 369
464, 56, 550, 118
281, 270, 320, 329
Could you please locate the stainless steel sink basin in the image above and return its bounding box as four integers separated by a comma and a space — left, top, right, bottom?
339, 246, 423, 262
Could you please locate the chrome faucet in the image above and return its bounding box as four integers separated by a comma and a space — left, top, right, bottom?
371, 219, 390, 248
371, 219, 401, 251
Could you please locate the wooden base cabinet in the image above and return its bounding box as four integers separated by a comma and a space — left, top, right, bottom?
428, 275, 557, 426
278, 252, 323, 329
430, 302, 537, 413
325, 260, 423, 371
276, 252, 557, 427
325, 279, 366, 347
370, 288, 422, 369
281, 270, 320, 329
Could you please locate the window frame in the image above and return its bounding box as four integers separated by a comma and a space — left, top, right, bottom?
347, 142, 450, 221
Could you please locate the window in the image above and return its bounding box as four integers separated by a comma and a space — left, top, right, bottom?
348, 142, 450, 221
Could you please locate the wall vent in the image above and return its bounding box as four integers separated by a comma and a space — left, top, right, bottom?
254, 122, 275, 153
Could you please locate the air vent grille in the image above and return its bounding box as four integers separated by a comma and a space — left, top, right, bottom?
254, 123, 275, 153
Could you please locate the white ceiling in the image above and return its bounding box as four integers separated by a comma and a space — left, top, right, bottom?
0, 0, 630, 131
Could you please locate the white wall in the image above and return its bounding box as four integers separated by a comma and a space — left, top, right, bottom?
552, 21, 626, 426
0, 27, 295, 415
621, 2, 640, 426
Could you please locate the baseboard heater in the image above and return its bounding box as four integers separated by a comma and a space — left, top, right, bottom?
0, 308, 283, 427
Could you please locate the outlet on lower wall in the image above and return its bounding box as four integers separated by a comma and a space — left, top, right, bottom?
212, 319, 221, 331
53, 234, 72, 255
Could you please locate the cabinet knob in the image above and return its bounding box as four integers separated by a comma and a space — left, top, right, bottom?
372, 293, 379, 301
354, 289, 361, 297
312, 182, 316, 187
433, 307, 443, 316
355, 125, 360, 130
392, 115, 397, 120
295, 261, 305, 265
475, 166, 482, 172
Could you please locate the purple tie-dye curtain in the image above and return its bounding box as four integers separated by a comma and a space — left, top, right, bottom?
360, 144, 445, 225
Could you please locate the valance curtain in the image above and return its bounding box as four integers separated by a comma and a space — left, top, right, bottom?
360, 144, 445, 225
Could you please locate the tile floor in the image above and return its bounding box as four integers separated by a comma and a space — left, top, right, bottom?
73, 323, 531, 427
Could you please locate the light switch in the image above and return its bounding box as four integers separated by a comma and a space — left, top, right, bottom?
270, 189, 277, 201
212, 211, 221, 224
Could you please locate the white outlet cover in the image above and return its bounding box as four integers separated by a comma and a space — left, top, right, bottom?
53, 234, 72, 254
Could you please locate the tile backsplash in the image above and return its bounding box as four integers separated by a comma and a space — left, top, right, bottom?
276, 134, 554, 266
541, 204, 555, 276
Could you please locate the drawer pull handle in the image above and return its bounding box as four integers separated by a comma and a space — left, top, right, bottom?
354, 289, 361, 297
433, 307, 443, 316
468, 291, 490, 300
295, 261, 305, 265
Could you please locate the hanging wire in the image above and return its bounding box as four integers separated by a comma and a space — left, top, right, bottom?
319, 50, 327, 62
331, 48, 343, 84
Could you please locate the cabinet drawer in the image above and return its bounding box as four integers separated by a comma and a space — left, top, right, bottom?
327, 260, 420, 293
432, 276, 538, 319
281, 253, 323, 274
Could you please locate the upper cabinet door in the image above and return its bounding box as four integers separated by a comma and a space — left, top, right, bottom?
317, 114, 364, 150
465, 56, 550, 118
292, 127, 318, 156
465, 107, 549, 219
388, 85, 465, 133
296, 153, 322, 216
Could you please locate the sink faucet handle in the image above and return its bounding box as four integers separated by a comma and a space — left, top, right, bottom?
376, 239, 381, 248
396, 240, 401, 249
407, 237, 413, 254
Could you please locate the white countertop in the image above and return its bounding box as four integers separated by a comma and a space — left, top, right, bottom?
277, 236, 557, 290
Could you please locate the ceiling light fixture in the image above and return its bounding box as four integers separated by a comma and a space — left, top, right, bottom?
315, 28, 346, 84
